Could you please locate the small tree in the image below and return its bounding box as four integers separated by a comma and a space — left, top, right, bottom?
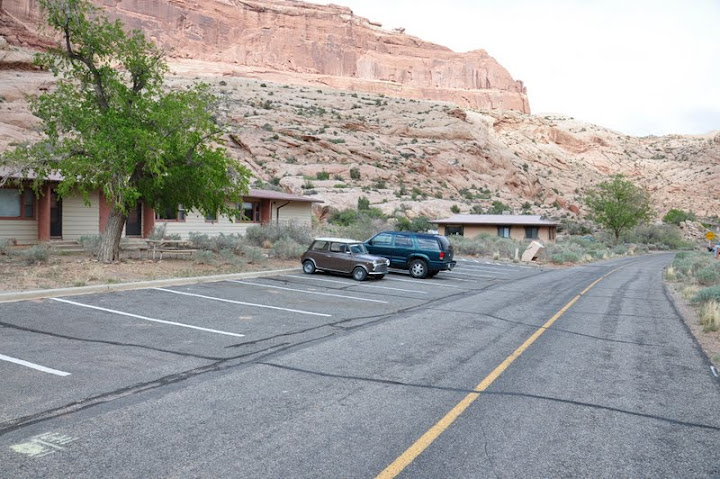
2, 0, 250, 262
584, 175, 653, 242
662, 208, 696, 226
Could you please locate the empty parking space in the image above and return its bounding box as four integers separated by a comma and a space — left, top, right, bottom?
0, 261, 544, 433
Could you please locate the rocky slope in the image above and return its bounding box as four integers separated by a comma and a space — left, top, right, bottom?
0, 1, 718, 221
1, 0, 529, 112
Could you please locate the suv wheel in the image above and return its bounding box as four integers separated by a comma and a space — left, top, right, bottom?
409, 259, 428, 279
352, 266, 368, 281
302, 260, 316, 274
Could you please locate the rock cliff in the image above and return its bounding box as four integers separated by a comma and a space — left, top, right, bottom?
1, 0, 529, 112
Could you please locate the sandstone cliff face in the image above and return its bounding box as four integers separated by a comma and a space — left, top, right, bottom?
1, 0, 529, 112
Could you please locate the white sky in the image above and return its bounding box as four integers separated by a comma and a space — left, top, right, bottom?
304, 0, 720, 136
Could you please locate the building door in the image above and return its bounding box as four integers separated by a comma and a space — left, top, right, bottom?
50, 191, 62, 238
126, 203, 142, 236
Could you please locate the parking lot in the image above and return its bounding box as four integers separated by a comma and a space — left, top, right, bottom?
0, 259, 541, 430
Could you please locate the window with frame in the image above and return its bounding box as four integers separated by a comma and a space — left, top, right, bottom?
0, 188, 34, 219
525, 226, 539, 239
311, 241, 329, 251
497, 225, 511, 238
237, 201, 260, 222
156, 204, 186, 222
394, 235, 413, 248
369, 233, 393, 246
445, 225, 464, 236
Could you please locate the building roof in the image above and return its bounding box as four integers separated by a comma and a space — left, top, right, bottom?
431, 214, 559, 226
246, 189, 323, 203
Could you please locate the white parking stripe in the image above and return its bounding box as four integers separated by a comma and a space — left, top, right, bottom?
228, 280, 388, 304
383, 277, 467, 289
456, 266, 512, 275
153, 288, 331, 317
282, 275, 421, 294
0, 353, 71, 377
445, 271, 498, 279
51, 297, 246, 337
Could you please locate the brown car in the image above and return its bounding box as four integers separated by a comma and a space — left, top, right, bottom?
301, 237, 390, 281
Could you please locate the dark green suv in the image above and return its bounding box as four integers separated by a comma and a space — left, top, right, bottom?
364, 231, 456, 278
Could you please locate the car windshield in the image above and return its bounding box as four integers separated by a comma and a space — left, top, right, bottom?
349, 243, 368, 254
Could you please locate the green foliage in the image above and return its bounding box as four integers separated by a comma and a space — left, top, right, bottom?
696, 265, 720, 285
193, 250, 216, 265
584, 175, 653, 241
551, 252, 581, 264
316, 170, 330, 180
692, 285, 720, 304
488, 200, 510, 214
329, 209, 359, 226
239, 244, 267, 264
2, 0, 250, 262
449, 234, 518, 259
451, 205, 461, 214
349, 168, 361, 180
662, 209, 696, 225
395, 216, 432, 233
623, 224, 691, 250
357, 196, 370, 211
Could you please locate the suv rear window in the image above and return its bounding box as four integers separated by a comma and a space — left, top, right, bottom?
437, 236, 451, 249
394, 235, 413, 247
416, 237, 440, 250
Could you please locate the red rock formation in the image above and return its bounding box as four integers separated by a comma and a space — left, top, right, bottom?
1, 0, 530, 112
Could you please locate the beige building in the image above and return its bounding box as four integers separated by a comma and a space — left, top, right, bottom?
433, 214, 559, 242
0, 178, 321, 245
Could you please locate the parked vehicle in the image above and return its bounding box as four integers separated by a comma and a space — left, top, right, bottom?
364, 231, 456, 279
301, 237, 390, 281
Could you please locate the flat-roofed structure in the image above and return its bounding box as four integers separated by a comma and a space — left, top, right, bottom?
432, 214, 559, 242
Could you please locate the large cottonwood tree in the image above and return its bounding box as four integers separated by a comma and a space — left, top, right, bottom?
3, 0, 250, 262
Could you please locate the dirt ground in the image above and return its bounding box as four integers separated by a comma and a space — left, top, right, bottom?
666, 284, 720, 368
0, 251, 298, 292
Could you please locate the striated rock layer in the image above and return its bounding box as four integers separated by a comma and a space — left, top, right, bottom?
1, 0, 529, 112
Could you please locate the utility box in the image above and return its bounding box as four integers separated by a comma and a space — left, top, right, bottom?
522, 241, 545, 262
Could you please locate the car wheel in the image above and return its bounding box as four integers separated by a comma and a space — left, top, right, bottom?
352, 266, 368, 281
302, 260, 316, 274
409, 259, 428, 279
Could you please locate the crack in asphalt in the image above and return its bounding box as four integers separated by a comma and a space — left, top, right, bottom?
424, 308, 663, 347
0, 321, 228, 361
255, 362, 720, 432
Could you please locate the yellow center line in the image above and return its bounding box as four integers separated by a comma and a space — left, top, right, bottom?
376, 268, 619, 478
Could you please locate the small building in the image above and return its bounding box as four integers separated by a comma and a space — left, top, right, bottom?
0, 171, 321, 244
432, 214, 559, 242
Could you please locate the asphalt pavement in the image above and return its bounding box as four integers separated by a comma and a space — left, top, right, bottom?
1, 253, 718, 478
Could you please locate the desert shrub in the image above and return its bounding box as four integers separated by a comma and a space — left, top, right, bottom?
316, 170, 330, 180
662, 209, 696, 226
78, 235, 102, 255
612, 244, 628, 255
239, 244, 267, 264
551, 251, 581, 264
450, 234, 519, 259
188, 232, 213, 250
395, 215, 432, 233
214, 233, 243, 253
672, 252, 713, 280
692, 285, 720, 304
244, 222, 313, 248
357, 196, 370, 211
696, 265, 720, 286
271, 238, 306, 260
623, 224, 691, 250
349, 167, 361, 180
0, 239, 12, 256
22, 245, 50, 265
559, 219, 593, 235
193, 250, 216, 265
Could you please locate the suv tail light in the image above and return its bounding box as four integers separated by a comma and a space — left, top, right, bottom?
439, 252, 445, 260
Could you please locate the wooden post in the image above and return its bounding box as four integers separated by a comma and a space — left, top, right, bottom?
36, 184, 51, 242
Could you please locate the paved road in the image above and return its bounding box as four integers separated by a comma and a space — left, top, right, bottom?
1, 253, 718, 477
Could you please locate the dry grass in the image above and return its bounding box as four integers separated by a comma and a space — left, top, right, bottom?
0, 252, 298, 292
679, 284, 701, 301
665, 266, 677, 281
700, 300, 720, 332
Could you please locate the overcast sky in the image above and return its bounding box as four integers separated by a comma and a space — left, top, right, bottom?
305, 0, 720, 137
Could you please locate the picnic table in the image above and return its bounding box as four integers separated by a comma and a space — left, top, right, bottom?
145, 239, 196, 261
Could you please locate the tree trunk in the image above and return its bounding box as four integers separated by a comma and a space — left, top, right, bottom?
97, 210, 127, 263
